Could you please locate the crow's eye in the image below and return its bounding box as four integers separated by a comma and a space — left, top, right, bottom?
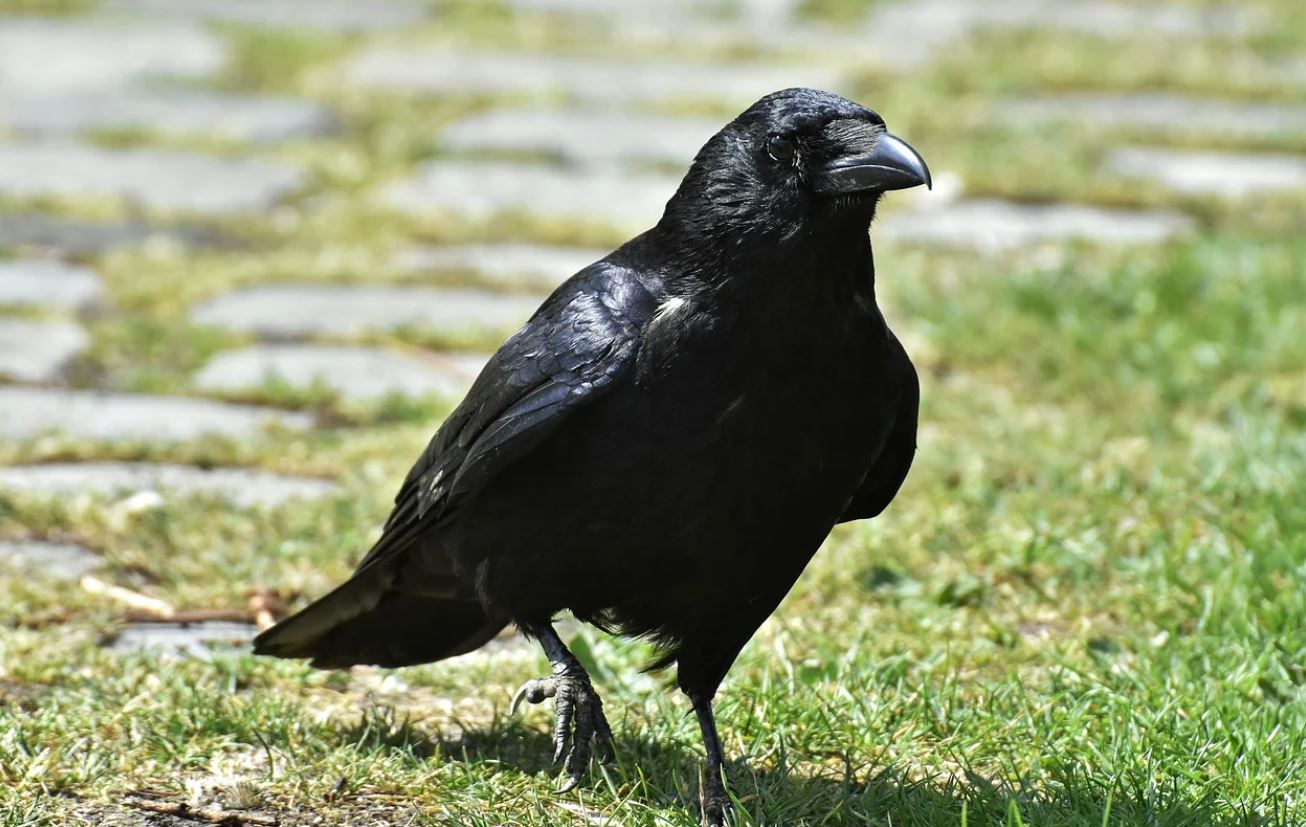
766, 134, 796, 163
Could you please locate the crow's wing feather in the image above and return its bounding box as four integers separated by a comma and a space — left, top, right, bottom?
838, 339, 919, 522
355, 263, 657, 573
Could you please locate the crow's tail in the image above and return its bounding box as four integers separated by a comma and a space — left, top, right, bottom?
253, 565, 506, 669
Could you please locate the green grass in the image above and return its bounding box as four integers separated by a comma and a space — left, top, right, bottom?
2, 0, 1306, 825
797, 0, 881, 24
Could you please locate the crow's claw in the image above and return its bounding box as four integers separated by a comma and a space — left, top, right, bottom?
701, 767, 733, 826
509, 677, 556, 716
510, 664, 614, 792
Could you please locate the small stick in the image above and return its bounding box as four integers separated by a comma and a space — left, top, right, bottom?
124, 797, 278, 826
121, 609, 251, 624
81, 576, 174, 619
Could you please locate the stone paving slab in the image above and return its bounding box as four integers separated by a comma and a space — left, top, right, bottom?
393, 243, 605, 291
0, 388, 313, 441
441, 107, 719, 166
106, 0, 429, 32
0, 260, 104, 310
0, 142, 304, 215
0, 214, 221, 256
105, 621, 256, 657
998, 93, 1306, 141
505, 0, 796, 18
968, 0, 1259, 38
504, 0, 800, 38
846, 0, 1265, 72
383, 161, 678, 230
0, 88, 336, 143
344, 48, 844, 105
1280, 56, 1306, 88
192, 284, 544, 339
0, 462, 335, 507
0, 18, 225, 94
878, 199, 1195, 252
1107, 148, 1306, 197
194, 344, 485, 401
0, 318, 88, 383
0, 539, 101, 581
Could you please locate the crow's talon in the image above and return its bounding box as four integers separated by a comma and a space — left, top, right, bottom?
702, 795, 733, 827
700, 764, 733, 826
509, 677, 557, 716
509, 668, 614, 790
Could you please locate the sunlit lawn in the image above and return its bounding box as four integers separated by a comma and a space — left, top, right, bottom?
2, 1, 1305, 824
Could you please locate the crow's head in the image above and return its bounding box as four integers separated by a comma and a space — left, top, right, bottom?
660, 88, 930, 247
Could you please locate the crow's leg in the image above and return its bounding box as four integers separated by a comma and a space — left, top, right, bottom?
689, 691, 732, 826
510, 623, 615, 791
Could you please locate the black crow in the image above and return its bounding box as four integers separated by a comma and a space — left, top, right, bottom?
255, 87, 929, 825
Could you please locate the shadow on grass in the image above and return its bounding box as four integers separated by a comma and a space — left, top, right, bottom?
338, 712, 1292, 826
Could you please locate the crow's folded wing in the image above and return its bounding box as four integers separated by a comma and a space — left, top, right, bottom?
354, 263, 658, 572
838, 340, 920, 523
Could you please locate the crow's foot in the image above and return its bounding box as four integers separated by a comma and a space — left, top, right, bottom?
687, 690, 734, 826
700, 764, 733, 826
510, 646, 614, 791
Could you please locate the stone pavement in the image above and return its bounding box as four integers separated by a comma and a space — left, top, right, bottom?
190, 284, 544, 338
0, 462, 336, 508
0, 0, 1302, 660
0, 317, 88, 382
0, 142, 305, 215
193, 344, 487, 401
0, 260, 103, 310
0, 539, 101, 581
0, 387, 313, 441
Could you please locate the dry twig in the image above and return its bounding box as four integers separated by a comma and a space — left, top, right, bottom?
80, 576, 174, 619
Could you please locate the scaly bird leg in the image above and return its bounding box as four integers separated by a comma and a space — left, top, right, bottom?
689, 691, 732, 826
510, 624, 615, 791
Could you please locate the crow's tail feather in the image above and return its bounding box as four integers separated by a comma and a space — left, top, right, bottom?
253, 566, 506, 669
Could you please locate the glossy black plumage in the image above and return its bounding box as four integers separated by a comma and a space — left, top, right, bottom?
255, 87, 927, 824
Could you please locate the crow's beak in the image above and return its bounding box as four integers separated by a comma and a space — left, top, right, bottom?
814, 133, 932, 194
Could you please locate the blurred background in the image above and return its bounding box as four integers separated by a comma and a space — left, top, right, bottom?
1, 0, 1304, 825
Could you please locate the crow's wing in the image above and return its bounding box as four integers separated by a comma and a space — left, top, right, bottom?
838, 338, 919, 522
355, 262, 658, 573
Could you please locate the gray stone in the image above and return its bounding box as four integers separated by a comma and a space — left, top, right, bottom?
344, 48, 843, 105
0, 142, 304, 215
501, 9, 813, 56
975, 0, 1259, 38
1279, 56, 1306, 88
1106, 148, 1306, 197
0, 88, 336, 143
393, 243, 605, 291
0, 214, 220, 256
104, 622, 256, 657
192, 284, 543, 339
0, 18, 225, 94
441, 108, 718, 166
0, 462, 335, 507
0, 540, 101, 581
383, 161, 678, 231
859, 0, 1261, 70
194, 344, 485, 401
878, 199, 1195, 252
0, 388, 313, 441
507, 0, 741, 16
0, 260, 103, 310
105, 0, 428, 32
998, 94, 1306, 141
506, 0, 798, 25
0, 318, 88, 382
